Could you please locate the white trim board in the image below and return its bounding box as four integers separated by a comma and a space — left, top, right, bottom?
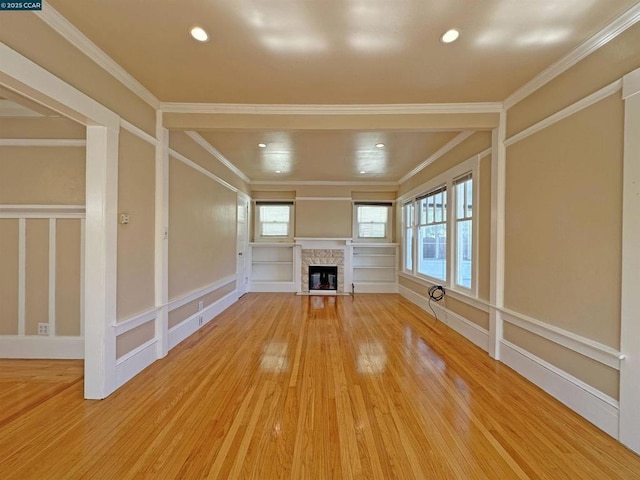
503, 2, 640, 109
113, 307, 157, 336
38, 2, 160, 109
169, 148, 239, 194
500, 340, 619, 439
398, 131, 474, 184
0, 139, 85, 147
168, 274, 237, 311
250, 180, 399, 186
505, 80, 622, 147
0, 335, 84, 359
115, 339, 157, 388
121, 119, 158, 147
169, 289, 238, 350
184, 132, 251, 184
161, 102, 503, 115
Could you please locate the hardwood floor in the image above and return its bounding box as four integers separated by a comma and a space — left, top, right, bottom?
1, 293, 639, 479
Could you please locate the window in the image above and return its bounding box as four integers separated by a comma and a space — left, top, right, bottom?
403, 202, 413, 271
255, 202, 294, 241
455, 174, 473, 289
417, 186, 447, 280
354, 203, 392, 241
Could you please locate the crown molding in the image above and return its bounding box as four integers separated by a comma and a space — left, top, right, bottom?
398, 131, 475, 184
250, 180, 399, 186
503, 2, 640, 110
184, 131, 251, 184
160, 102, 503, 115
37, 2, 160, 109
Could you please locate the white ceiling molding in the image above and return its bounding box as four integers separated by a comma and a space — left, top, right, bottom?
398, 131, 474, 184
160, 102, 503, 115
503, 2, 640, 110
478, 147, 492, 159
184, 131, 251, 184
120, 119, 158, 147
250, 180, 399, 186
0, 138, 86, 147
169, 148, 239, 194
505, 79, 622, 147
37, 1, 160, 109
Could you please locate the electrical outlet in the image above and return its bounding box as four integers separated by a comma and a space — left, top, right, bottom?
198, 316, 203, 326
198, 301, 204, 311
38, 323, 49, 335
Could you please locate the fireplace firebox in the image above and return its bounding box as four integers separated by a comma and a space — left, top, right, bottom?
309, 265, 338, 291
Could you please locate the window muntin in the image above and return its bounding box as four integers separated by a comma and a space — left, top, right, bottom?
454, 175, 473, 289
417, 186, 447, 281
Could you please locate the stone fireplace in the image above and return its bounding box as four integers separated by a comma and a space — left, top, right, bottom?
301, 249, 344, 293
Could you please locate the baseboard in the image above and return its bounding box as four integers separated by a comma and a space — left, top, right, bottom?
500, 339, 620, 438
169, 289, 238, 350
352, 282, 398, 294
0, 335, 83, 359
399, 285, 489, 352
115, 339, 157, 388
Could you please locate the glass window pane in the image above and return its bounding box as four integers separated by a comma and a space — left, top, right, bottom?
417, 224, 446, 281
260, 205, 289, 222
434, 193, 442, 222
456, 220, 472, 288
419, 199, 427, 224
466, 180, 473, 217
359, 223, 386, 238
405, 227, 413, 271
456, 182, 465, 220
262, 222, 288, 236
427, 198, 434, 223
358, 206, 388, 223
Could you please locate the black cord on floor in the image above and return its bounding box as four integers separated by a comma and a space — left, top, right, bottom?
428, 285, 445, 321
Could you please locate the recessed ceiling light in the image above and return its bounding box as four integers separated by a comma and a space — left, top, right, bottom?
375, 143, 385, 148
258, 143, 267, 148
441, 29, 460, 44
360, 170, 366, 174
275, 170, 281, 174
190, 26, 209, 42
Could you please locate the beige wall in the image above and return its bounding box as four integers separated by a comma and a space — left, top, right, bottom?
168, 157, 237, 300
168, 281, 236, 330
0, 219, 19, 335
0, 147, 85, 204
295, 200, 352, 238
504, 94, 623, 348
0, 117, 85, 139
116, 321, 155, 359
0, 13, 157, 135
25, 219, 49, 336
116, 129, 156, 321
56, 219, 82, 336
478, 155, 491, 302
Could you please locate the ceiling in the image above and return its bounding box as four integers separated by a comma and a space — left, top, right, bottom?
42, 0, 640, 183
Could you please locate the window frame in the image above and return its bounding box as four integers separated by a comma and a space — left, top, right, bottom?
416, 185, 448, 282
254, 201, 295, 243
399, 155, 479, 297
402, 201, 414, 273
352, 202, 393, 243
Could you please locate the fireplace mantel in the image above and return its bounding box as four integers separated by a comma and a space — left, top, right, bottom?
294, 237, 351, 249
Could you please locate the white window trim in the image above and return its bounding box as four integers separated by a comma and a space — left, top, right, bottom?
253, 201, 295, 243
352, 202, 393, 243
398, 154, 480, 296
402, 202, 414, 273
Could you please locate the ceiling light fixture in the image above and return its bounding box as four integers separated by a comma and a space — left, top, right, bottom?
441, 29, 460, 44
275, 170, 281, 174
258, 143, 267, 148
360, 170, 366, 174
190, 26, 209, 42
375, 143, 385, 148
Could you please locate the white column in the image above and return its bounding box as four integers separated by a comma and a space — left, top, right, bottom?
155, 112, 170, 358
619, 67, 640, 454
489, 111, 506, 360
84, 125, 119, 399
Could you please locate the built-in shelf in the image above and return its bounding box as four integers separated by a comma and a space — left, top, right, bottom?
249, 244, 295, 287
351, 244, 398, 291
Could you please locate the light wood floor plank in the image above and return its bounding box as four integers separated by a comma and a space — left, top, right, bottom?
1, 293, 639, 479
